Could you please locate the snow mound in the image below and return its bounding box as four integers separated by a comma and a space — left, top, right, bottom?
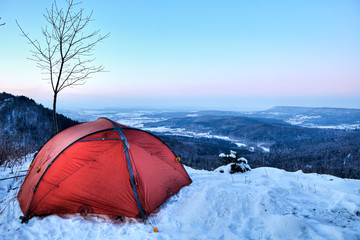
214, 162, 251, 174
1, 157, 360, 240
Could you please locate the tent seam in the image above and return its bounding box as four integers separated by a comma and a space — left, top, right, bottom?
20, 127, 115, 221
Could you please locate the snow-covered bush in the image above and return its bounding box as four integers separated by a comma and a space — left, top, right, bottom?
216, 150, 251, 174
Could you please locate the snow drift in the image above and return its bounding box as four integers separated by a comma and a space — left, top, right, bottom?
1, 155, 360, 240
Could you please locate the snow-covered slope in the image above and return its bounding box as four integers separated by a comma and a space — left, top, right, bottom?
1, 156, 359, 240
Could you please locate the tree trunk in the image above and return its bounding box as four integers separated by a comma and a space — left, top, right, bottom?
53, 92, 58, 134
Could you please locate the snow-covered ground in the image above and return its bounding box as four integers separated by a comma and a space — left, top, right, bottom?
1, 155, 359, 240
286, 115, 322, 125
285, 115, 360, 130
60, 110, 165, 128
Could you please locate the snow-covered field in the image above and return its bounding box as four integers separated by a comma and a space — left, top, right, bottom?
285, 115, 360, 130
60, 110, 164, 129
1, 155, 359, 240
61, 110, 267, 153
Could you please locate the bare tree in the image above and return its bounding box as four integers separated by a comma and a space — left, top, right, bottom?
16, 0, 109, 133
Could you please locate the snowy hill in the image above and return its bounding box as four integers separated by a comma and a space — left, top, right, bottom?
254, 106, 360, 130
1, 156, 359, 240
0, 92, 78, 165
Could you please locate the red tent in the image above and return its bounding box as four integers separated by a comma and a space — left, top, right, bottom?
18, 118, 191, 223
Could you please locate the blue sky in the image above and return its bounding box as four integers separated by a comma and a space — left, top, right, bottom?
0, 0, 359, 110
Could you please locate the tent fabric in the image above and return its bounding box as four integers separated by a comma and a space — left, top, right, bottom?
17, 118, 192, 222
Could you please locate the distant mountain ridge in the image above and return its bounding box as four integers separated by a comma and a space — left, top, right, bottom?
266, 105, 360, 114
144, 114, 350, 142
61, 105, 360, 130
246, 106, 360, 129
167, 106, 360, 129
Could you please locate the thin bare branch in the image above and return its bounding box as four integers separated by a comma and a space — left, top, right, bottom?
17, 0, 109, 133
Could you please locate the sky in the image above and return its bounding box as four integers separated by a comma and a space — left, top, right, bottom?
0, 0, 359, 111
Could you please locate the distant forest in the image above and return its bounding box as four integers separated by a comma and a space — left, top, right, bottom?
1, 92, 359, 179
0, 92, 78, 166
158, 127, 360, 179
152, 115, 360, 179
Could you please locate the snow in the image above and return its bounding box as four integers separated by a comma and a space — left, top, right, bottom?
214, 162, 251, 174
218, 151, 237, 160
143, 127, 236, 143
286, 115, 322, 125
235, 142, 247, 147
186, 114, 199, 117
229, 153, 236, 158
63, 110, 276, 153
258, 144, 270, 153
61, 110, 166, 128
237, 157, 248, 164
313, 124, 360, 130
285, 114, 360, 130
1, 156, 360, 240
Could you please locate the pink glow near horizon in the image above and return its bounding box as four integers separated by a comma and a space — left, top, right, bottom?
0, 0, 359, 109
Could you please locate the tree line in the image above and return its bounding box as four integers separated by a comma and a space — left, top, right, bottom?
0, 92, 78, 166
157, 129, 360, 179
